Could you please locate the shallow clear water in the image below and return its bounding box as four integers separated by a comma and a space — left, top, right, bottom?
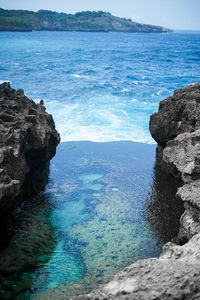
0, 31, 200, 143
34, 142, 158, 297
0, 142, 184, 299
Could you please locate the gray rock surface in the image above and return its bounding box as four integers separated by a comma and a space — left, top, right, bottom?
161, 129, 200, 182
149, 83, 200, 147
74, 83, 200, 300
150, 83, 200, 242
73, 233, 200, 300
0, 82, 60, 213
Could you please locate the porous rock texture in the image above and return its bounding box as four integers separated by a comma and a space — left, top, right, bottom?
74, 83, 200, 300
150, 83, 200, 148
0, 82, 60, 213
150, 82, 200, 242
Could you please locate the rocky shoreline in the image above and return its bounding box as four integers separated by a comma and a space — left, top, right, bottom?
0, 82, 60, 214
73, 83, 200, 299
0, 9, 170, 33
150, 82, 200, 244
0, 82, 60, 250
0, 82, 60, 298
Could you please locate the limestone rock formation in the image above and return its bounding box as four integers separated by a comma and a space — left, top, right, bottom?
74, 83, 200, 300
150, 82, 200, 243
0, 82, 60, 213
149, 83, 200, 147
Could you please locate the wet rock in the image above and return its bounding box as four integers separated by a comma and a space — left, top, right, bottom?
0, 82, 60, 213
0, 193, 57, 300
145, 152, 184, 244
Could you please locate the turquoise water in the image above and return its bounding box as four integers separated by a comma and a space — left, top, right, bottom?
0, 30, 196, 298
0, 142, 184, 299
0, 31, 200, 143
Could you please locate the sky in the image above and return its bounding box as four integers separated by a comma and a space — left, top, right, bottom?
0, 0, 200, 30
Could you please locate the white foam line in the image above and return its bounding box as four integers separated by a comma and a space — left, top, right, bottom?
71, 74, 89, 79
43, 98, 156, 145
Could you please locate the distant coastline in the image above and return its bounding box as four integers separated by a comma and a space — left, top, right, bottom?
0, 8, 171, 33
173, 29, 200, 34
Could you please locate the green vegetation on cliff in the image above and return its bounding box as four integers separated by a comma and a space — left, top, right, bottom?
0, 8, 171, 32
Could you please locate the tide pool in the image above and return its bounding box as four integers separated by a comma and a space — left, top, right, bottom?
0, 141, 184, 299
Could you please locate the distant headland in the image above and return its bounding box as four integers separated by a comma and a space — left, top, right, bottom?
0, 8, 171, 33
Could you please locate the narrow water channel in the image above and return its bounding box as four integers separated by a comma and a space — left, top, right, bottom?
0, 141, 184, 300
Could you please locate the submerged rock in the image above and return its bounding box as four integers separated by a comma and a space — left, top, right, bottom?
75, 83, 200, 299
73, 233, 200, 300
0, 82, 60, 213
0, 194, 57, 300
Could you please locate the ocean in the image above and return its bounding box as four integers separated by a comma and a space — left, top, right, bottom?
0, 30, 199, 299
0, 30, 200, 143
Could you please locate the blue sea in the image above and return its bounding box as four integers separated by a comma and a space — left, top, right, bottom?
0, 30, 200, 143
0, 30, 199, 299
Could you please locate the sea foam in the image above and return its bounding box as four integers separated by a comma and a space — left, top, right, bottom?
1, 31, 200, 145
44, 95, 154, 144
71, 74, 89, 79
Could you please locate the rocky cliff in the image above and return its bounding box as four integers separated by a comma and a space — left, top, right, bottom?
150, 82, 200, 243
74, 83, 200, 299
0, 9, 171, 33
0, 82, 60, 213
